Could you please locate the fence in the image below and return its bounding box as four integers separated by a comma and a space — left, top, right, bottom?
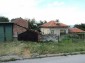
39, 33, 85, 42
61, 34, 85, 42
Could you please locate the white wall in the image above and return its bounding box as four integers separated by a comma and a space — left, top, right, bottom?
41, 27, 69, 36
41, 28, 50, 34
60, 28, 69, 34
50, 28, 60, 36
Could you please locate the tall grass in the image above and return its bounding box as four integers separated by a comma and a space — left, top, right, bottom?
0, 40, 85, 56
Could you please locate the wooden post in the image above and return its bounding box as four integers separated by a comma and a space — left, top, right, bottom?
58, 35, 59, 43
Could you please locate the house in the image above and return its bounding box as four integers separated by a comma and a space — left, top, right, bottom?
0, 22, 13, 42
11, 18, 28, 39
69, 28, 85, 39
40, 20, 69, 36
69, 28, 85, 33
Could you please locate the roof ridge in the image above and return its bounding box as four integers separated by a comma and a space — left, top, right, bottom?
41, 21, 68, 28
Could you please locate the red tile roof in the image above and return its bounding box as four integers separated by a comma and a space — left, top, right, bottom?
11, 18, 28, 37
41, 21, 68, 28
69, 28, 85, 33
12, 18, 28, 28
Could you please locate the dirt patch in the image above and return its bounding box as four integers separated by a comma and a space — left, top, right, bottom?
22, 47, 31, 58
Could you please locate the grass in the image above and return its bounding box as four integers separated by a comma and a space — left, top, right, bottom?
0, 40, 85, 56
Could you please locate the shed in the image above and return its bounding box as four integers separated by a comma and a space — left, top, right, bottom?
18, 30, 39, 42
0, 22, 13, 42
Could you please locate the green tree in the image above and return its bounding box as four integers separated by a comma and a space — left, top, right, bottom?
0, 16, 9, 22
37, 20, 47, 26
74, 23, 85, 31
43, 20, 47, 24
28, 18, 38, 30
27, 19, 47, 32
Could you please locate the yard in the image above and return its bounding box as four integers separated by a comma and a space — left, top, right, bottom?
0, 39, 85, 57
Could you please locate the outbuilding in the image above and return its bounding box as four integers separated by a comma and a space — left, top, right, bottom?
18, 30, 39, 42
0, 22, 13, 42
69, 28, 85, 39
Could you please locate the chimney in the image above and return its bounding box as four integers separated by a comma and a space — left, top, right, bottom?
56, 19, 59, 23
56, 19, 60, 25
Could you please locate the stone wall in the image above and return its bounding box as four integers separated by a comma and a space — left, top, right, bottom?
39, 34, 59, 42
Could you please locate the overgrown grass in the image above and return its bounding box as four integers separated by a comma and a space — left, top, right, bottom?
0, 40, 85, 56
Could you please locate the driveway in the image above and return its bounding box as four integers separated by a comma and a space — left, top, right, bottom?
2, 54, 85, 63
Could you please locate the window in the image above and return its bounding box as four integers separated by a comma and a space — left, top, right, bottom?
42, 32, 44, 34
51, 30, 54, 34
60, 29, 66, 35
60, 30, 66, 33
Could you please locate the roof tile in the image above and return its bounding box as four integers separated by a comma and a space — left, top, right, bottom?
41, 21, 68, 28
69, 28, 85, 33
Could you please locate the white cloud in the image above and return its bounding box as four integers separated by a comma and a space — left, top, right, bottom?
47, 1, 64, 7
35, 6, 85, 25
0, 0, 38, 18
0, 0, 85, 25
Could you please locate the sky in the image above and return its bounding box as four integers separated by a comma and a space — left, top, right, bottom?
0, 0, 85, 25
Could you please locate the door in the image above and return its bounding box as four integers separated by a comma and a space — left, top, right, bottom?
0, 25, 5, 42
5, 24, 13, 41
